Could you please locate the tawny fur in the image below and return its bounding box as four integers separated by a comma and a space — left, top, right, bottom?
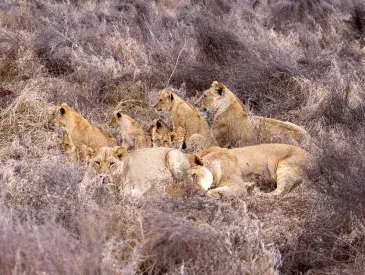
81, 147, 191, 199
153, 88, 216, 149
151, 119, 172, 147
150, 119, 185, 149
197, 81, 310, 148
55, 103, 117, 162
59, 135, 72, 153
110, 111, 149, 150
190, 144, 312, 197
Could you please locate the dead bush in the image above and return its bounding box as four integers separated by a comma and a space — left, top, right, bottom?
0, 0, 365, 274
139, 197, 279, 274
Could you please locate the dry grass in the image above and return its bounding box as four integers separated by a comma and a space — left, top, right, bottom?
0, 0, 365, 274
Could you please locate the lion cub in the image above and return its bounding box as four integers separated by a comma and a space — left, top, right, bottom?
196, 81, 310, 147
189, 144, 312, 197
55, 103, 117, 162
110, 111, 149, 150
153, 88, 216, 150
150, 119, 186, 149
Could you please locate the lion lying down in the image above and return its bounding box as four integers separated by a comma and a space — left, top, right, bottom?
80, 143, 312, 200
189, 144, 313, 197
80, 147, 191, 199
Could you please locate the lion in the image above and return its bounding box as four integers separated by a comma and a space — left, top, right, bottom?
150, 118, 186, 149
80, 146, 192, 199
189, 144, 312, 197
153, 88, 216, 150
196, 81, 310, 148
151, 119, 171, 147
59, 135, 72, 153
59, 135, 94, 162
186, 133, 212, 154
55, 103, 117, 162
110, 111, 150, 150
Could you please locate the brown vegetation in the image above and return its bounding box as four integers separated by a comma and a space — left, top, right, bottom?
0, 0, 365, 274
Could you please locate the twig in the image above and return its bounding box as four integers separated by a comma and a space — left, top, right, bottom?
40, 17, 80, 49
142, 14, 164, 49
116, 98, 146, 110
166, 40, 186, 87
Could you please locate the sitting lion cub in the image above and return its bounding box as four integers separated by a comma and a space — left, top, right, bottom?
110, 111, 149, 150
55, 103, 117, 162
80, 147, 191, 199
150, 119, 186, 149
196, 81, 310, 147
153, 88, 216, 151
189, 144, 312, 197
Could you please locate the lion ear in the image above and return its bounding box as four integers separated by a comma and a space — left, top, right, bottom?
216, 85, 225, 96
212, 81, 219, 86
182, 139, 187, 150
114, 146, 128, 160
167, 91, 174, 101
190, 154, 204, 167
59, 103, 69, 115
156, 120, 162, 128
85, 146, 98, 161
116, 112, 122, 118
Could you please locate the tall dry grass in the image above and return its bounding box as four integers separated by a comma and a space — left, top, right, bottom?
0, 0, 365, 274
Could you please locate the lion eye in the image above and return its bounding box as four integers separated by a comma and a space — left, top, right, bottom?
109, 162, 115, 167
95, 161, 101, 166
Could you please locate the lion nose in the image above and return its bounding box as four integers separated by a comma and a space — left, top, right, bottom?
99, 175, 109, 185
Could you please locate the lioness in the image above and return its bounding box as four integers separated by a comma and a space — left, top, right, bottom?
110, 111, 149, 150
189, 144, 312, 197
153, 88, 216, 150
196, 81, 310, 147
80, 147, 191, 199
55, 103, 117, 162
150, 119, 186, 149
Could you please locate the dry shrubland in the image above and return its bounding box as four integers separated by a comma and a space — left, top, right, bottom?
1, 0, 365, 274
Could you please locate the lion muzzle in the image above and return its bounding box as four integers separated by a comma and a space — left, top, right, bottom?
98, 174, 110, 186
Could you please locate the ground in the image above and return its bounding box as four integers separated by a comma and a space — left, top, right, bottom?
0, 0, 365, 274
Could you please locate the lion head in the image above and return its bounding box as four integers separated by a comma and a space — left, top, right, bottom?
151, 119, 170, 135
153, 89, 175, 111
54, 103, 77, 127
110, 111, 124, 127
150, 119, 173, 147
196, 81, 229, 111
82, 146, 129, 195
188, 154, 213, 191
59, 135, 72, 152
